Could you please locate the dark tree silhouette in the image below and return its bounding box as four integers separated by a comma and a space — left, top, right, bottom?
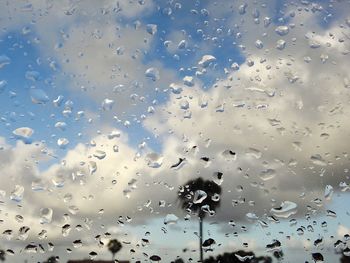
107, 239, 122, 261
178, 177, 222, 262
340, 255, 350, 263
204, 250, 272, 263
0, 249, 5, 262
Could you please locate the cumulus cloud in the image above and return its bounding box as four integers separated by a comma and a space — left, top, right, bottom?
143, 0, 350, 223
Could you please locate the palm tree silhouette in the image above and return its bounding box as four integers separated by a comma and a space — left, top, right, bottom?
107, 239, 122, 261
178, 177, 222, 262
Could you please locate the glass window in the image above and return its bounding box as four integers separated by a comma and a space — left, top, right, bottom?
0, 1, 350, 262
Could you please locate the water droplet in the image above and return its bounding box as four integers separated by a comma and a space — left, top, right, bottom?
202, 238, 216, 247
198, 55, 216, 67
145, 152, 163, 168
54, 121, 67, 131
310, 154, 327, 166
222, 150, 236, 161
13, 127, 34, 143
24, 243, 37, 253
324, 185, 334, 200
93, 150, 106, 160
10, 185, 24, 202
25, 71, 40, 81
0, 55, 11, 68
169, 83, 183, 94
146, 24, 157, 35
170, 158, 186, 169
145, 67, 160, 81
312, 252, 324, 262
0, 80, 7, 93
271, 201, 297, 218
193, 190, 207, 204
57, 138, 69, 149
275, 26, 289, 36
150, 255, 161, 262
40, 208, 53, 224
178, 40, 187, 49
102, 98, 115, 111
183, 76, 194, 86
246, 212, 259, 221
212, 172, 224, 185
266, 240, 282, 252
245, 147, 262, 159
30, 89, 49, 104
255, 39, 264, 49
62, 224, 71, 237
18, 226, 30, 241
73, 239, 82, 248
164, 214, 178, 225
89, 251, 97, 259
276, 39, 286, 50
108, 130, 121, 139
259, 169, 276, 181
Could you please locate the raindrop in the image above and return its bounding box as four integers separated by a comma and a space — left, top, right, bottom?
57, 138, 69, 149
324, 185, 334, 200
245, 148, 262, 159
150, 255, 161, 262
0, 80, 7, 93
93, 150, 106, 160
55, 122, 67, 131
0, 55, 11, 68
73, 240, 82, 248
202, 238, 215, 247
89, 161, 97, 175
170, 158, 186, 169
164, 214, 179, 225
275, 26, 289, 36
25, 71, 40, 81
266, 240, 282, 252
259, 169, 276, 181
271, 201, 297, 218
310, 154, 327, 166
246, 213, 259, 221
312, 252, 324, 262
24, 243, 37, 253
30, 89, 49, 104
198, 55, 216, 67
40, 208, 53, 224
193, 190, 207, 204
183, 76, 194, 86
145, 67, 160, 81
89, 251, 97, 259
62, 224, 71, 237
146, 24, 158, 35
10, 185, 24, 202
145, 153, 163, 168
255, 39, 264, 49
212, 172, 224, 185
13, 127, 34, 143
102, 98, 115, 111
276, 39, 286, 50
222, 150, 236, 161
